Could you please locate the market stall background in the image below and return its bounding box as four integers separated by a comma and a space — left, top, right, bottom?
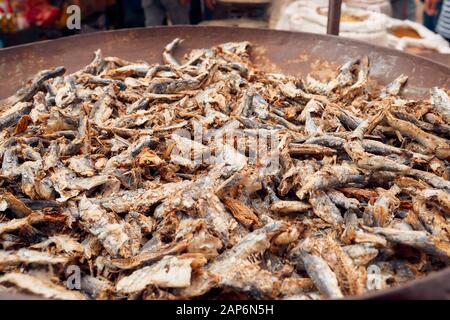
0, 0, 449, 61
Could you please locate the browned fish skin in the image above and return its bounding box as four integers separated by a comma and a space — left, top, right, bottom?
0, 39, 448, 300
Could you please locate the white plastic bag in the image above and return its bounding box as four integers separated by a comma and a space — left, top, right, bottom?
302, 6, 387, 34
344, 0, 392, 16
274, 0, 328, 30
289, 6, 389, 46
387, 18, 450, 54
396, 37, 450, 54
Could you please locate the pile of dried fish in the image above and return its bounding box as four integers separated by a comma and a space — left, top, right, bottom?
0, 38, 449, 300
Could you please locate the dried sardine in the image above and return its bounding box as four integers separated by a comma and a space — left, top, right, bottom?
0, 249, 69, 268
78, 197, 137, 258
116, 255, 205, 294
0, 273, 86, 300
0, 66, 65, 110
300, 252, 343, 299
30, 235, 84, 255
0, 191, 34, 218
368, 227, 450, 260
380, 74, 408, 98
0, 39, 448, 300
270, 201, 311, 214
431, 87, 450, 124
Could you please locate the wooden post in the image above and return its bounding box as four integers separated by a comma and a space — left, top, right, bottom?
327, 0, 342, 35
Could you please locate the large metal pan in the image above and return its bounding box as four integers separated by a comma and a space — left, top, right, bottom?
0, 26, 449, 99
0, 26, 449, 300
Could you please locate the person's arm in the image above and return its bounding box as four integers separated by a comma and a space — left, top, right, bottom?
204, 0, 215, 9
424, 0, 440, 15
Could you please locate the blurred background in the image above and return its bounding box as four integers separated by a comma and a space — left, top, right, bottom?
0, 0, 449, 56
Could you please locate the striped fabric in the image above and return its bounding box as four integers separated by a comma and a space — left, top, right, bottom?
437, 0, 450, 40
